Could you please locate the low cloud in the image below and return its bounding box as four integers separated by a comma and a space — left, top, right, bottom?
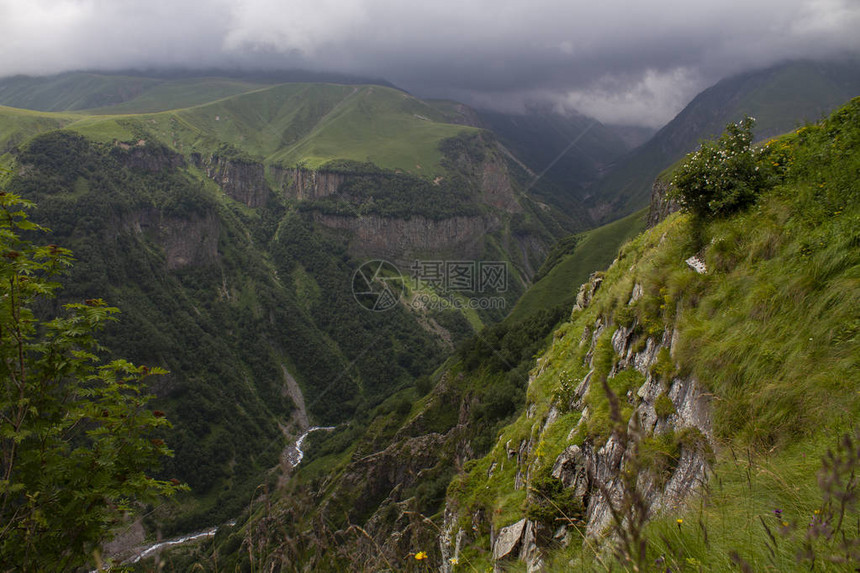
1, 0, 858, 126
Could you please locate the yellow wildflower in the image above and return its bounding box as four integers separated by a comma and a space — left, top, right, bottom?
449, 557, 459, 565
415, 551, 428, 561
676, 519, 683, 525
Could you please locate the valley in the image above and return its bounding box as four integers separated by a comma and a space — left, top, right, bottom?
0, 60, 857, 572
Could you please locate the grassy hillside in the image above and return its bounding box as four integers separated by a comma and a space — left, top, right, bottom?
593, 59, 860, 219
447, 97, 860, 571
0, 81, 477, 177
0, 72, 162, 111
0, 105, 75, 156
507, 207, 647, 321
85, 77, 267, 114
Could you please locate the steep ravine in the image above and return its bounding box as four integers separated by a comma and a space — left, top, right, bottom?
109, 374, 329, 568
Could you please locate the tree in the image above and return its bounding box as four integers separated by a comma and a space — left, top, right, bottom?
0, 191, 184, 570
671, 116, 770, 218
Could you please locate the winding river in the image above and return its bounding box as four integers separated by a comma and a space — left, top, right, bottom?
117, 425, 335, 566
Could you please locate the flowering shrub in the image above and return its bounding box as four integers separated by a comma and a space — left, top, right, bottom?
671, 117, 770, 218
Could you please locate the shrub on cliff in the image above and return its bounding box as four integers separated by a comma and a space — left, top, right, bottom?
671, 117, 770, 218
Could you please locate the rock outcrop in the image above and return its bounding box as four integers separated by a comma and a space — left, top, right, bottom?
479, 154, 521, 212
191, 154, 270, 208
443, 273, 715, 571
278, 167, 348, 201
313, 213, 492, 265
647, 176, 679, 228
123, 208, 220, 270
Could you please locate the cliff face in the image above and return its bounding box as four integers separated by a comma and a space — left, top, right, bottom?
122, 207, 220, 270
479, 153, 521, 212
191, 153, 270, 208
278, 167, 348, 201
313, 213, 492, 264
646, 176, 679, 228
443, 274, 714, 572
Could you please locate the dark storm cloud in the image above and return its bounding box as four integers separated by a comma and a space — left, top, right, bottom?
2, 0, 858, 126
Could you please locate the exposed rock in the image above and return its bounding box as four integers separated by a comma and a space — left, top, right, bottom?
628, 283, 643, 305
278, 167, 347, 201
647, 175, 679, 228
685, 255, 707, 274
476, 314, 715, 569
480, 154, 522, 212
191, 153, 270, 208
492, 518, 527, 562
551, 445, 588, 496
123, 208, 219, 270
520, 520, 544, 573
572, 272, 603, 313
313, 213, 490, 265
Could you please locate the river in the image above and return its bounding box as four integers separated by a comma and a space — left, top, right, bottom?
112, 425, 335, 567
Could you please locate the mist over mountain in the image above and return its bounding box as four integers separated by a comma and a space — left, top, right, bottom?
589, 58, 860, 219
3, 0, 858, 127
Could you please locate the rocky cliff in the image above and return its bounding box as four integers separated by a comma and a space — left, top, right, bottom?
313, 213, 492, 264
121, 207, 220, 270
441, 273, 715, 571
191, 153, 270, 208
646, 175, 679, 228
279, 167, 348, 201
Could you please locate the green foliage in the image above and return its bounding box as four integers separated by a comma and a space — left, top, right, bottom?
443, 97, 860, 573
457, 304, 567, 373
650, 347, 675, 384
671, 117, 771, 218
298, 166, 480, 220
509, 208, 646, 322
639, 430, 680, 473
0, 192, 183, 570
654, 392, 676, 418
524, 467, 583, 526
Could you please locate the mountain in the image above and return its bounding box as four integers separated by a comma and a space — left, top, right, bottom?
184, 97, 860, 571
0, 69, 398, 113
0, 74, 579, 534
426, 100, 643, 222
470, 107, 637, 211
591, 58, 860, 220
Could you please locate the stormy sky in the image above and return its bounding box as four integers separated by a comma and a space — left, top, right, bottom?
2, 0, 858, 127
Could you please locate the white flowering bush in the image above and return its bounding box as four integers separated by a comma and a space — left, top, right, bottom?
671, 117, 770, 218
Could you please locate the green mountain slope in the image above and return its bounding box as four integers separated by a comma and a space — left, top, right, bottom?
0, 74, 581, 541
84, 77, 268, 114
196, 97, 860, 572
446, 97, 860, 570
0, 72, 162, 111
507, 207, 647, 322
593, 59, 860, 219
0, 81, 477, 177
